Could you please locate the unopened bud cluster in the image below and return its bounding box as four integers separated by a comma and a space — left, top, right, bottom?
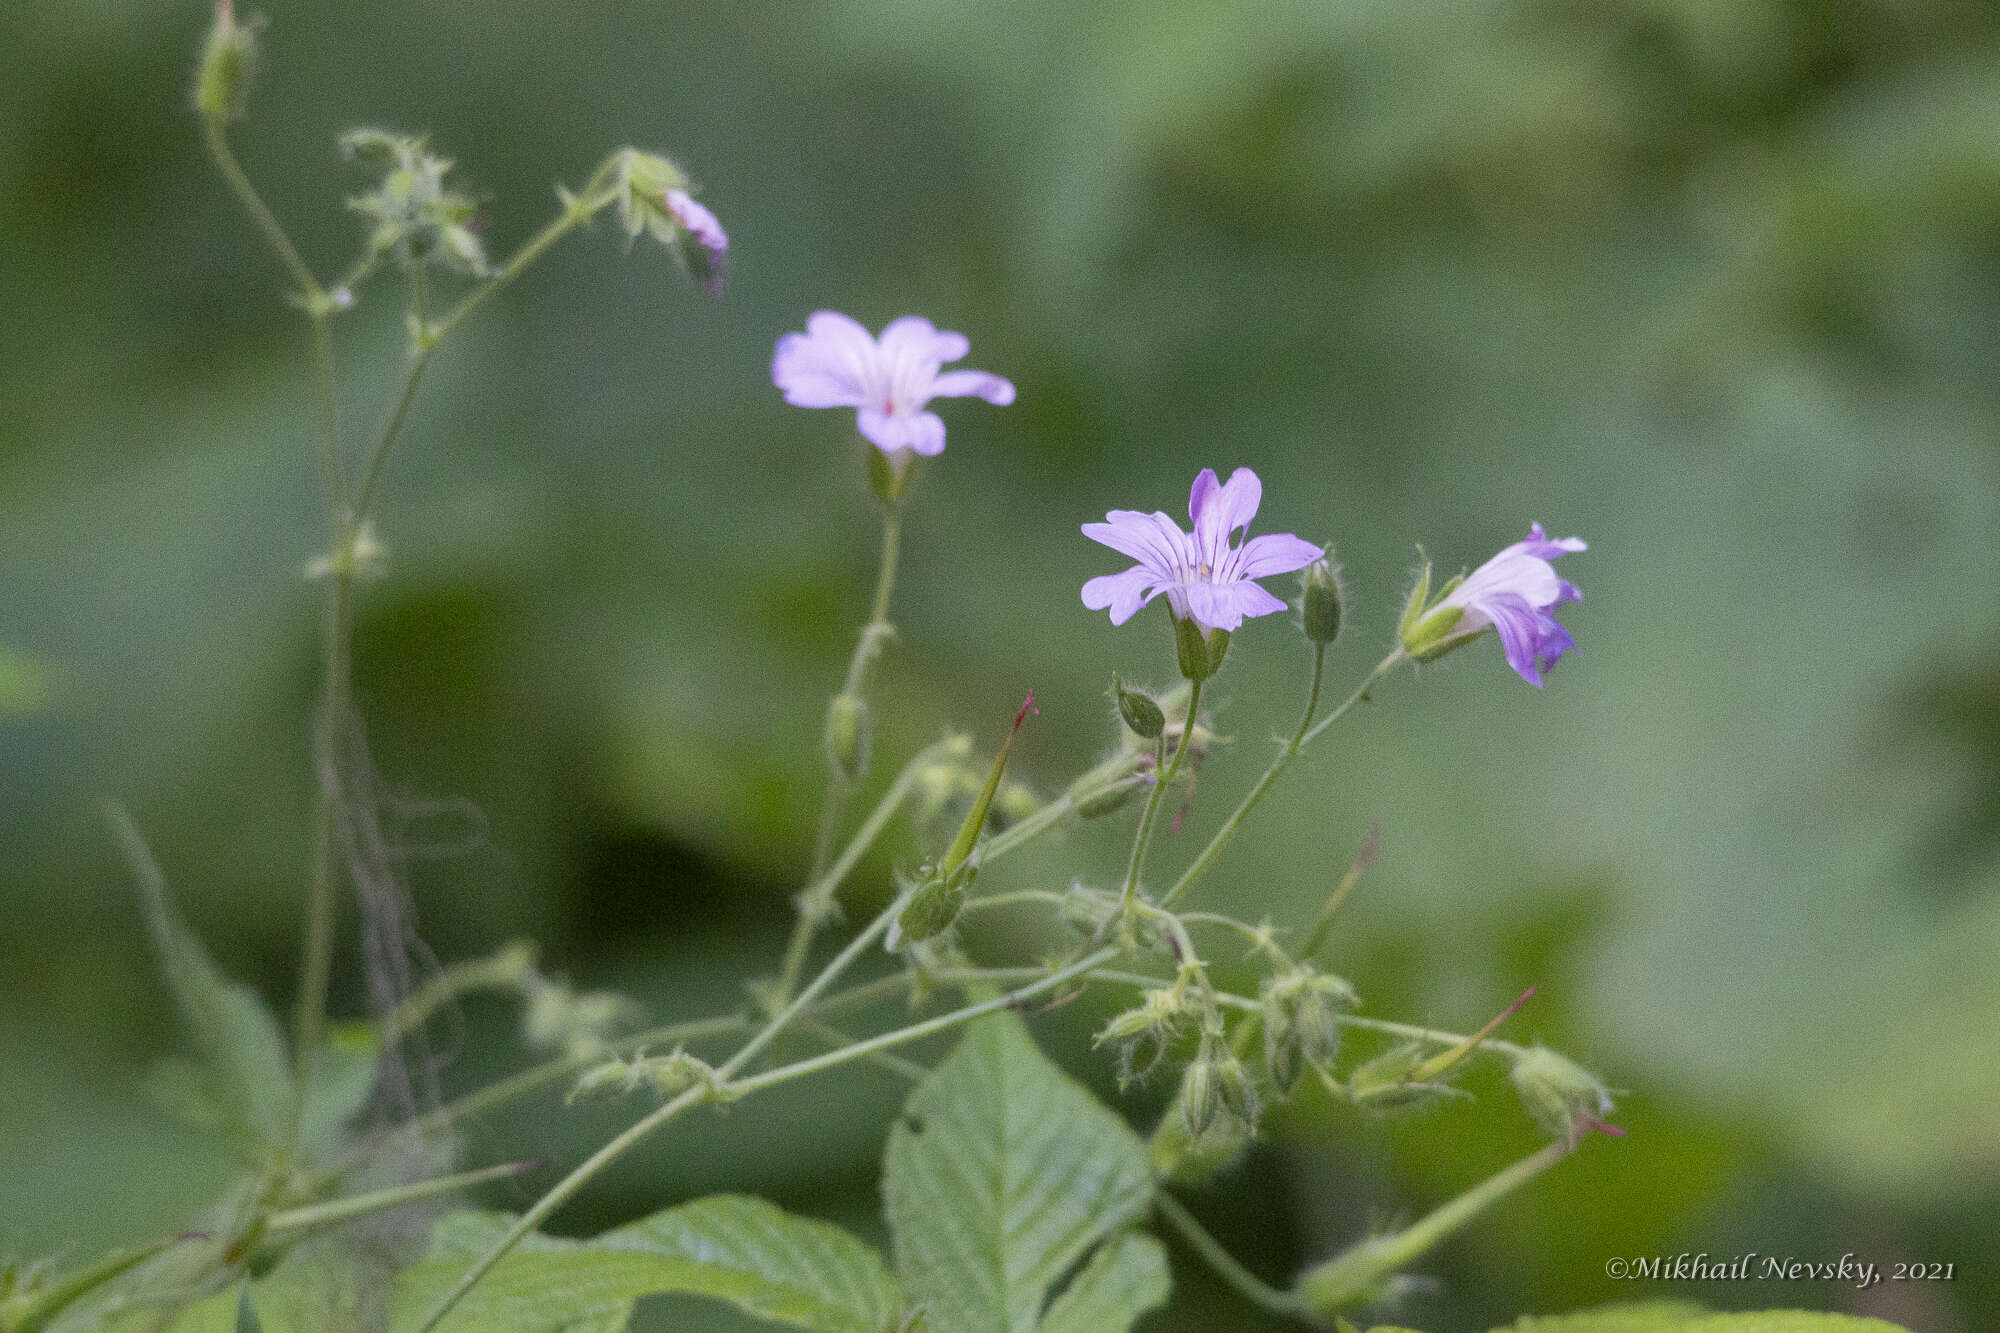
522, 973, 643, 1059
567, 1048, 721, 1105
343, 129, 489, 277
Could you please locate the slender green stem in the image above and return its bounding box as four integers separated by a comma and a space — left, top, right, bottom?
1120, 678, 1201, 911
349, 342, 433, 525
1298, 1138, 1570, 1314
981, 754, 1146, 861
1340, 1012, 1525, 1060
725, 947, 1117, 1097
1300, 648, 1405, 747
202, 116, 323, 304
961, 888, 1069, 913
723, 884, 913, 1080
400, 1013, 748, 1145
412, 1083, 712, 1331
773, 736, 950, 1007
293, 566, 353, 1122
414, 938, 1118, 1332
805, 506, 904, 880
267, 1162, 534, 1237
1163, 647, 1401, 910
786, 504, 904, 1005
308, 311, 346, 507
1155, 1193, 1306, 1319
427, 187, 616, 343
795, 1016, 930, 1083
381, 943, 535, 1044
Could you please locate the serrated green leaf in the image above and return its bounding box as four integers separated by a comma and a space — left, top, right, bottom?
1034, 1231, 1169, 1333
882, 1012, 1154, 1333
1492, 1305, 1911, 1333
109, 805, 293, 1155
390, 1197, 901, 1333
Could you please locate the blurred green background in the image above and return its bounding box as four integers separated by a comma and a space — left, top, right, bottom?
3, 1, 1998, 1329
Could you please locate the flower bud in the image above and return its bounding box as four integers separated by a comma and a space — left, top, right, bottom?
1176, 1052, 1221, 1140
342, 130, 487, 276
1260, 968, 1356, 1093
1345, 1043, 1464, 1114
892, 869, 967, 948
823, 693, 870, 779
1508, 1046, 1613, 1143
1093, 986, 1192, 1086
194, 0, 259, 121
1113, 675, 1166, 739
1300, 556, 1343, 645
1148, 1101, 1252, 1184
642, 1048, 720, 1100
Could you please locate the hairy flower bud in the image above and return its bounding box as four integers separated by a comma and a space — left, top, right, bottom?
194, 0, 259, 121
1093, 986, 1192, 1085
643, 1048, 720, 1100
1260, 968, 1356, 1093
1113, 674, 1166, 739
1509, 1046, 1613, 1143
342, 129, 488, 276
1148, 1101, 1251, 1185
823, 693, 870, 779
891, 869, 968, 948
1300, 556, 1343, 645
1346, 1042, 1465, 1114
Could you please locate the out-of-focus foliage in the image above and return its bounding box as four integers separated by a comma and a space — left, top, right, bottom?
2, 0, 1997, 1329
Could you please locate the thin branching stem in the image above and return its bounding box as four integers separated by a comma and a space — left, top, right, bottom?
1163, 647, 1402, 910
1120, 677, 1201, 912
1155, 1193, 1306, 1319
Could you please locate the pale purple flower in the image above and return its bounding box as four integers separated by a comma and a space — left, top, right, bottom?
1439, 524, 1586, 687
664, 189, 726, 295
1081, 467, 1323, 634
771, 312, 1015, 456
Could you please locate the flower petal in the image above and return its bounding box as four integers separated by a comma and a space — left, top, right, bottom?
1476, 592, 1550, 687
1080, 566, 1160, 625
1182, 579, 1287, 633
929, 369, 1016, 404
858, 406, 946, 456
1082, 510, 1189, 578
1192, 467, 1263, 570
879, 315, 971, 366
1232, 532, 1322, 580
772, 311, 876, 408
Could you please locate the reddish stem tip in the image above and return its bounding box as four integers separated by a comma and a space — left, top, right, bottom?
1012, 690, 1038, 731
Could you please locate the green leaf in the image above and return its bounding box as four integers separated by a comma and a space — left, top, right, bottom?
391, 1197, 901, 1333
882, 1012, 1155, 1333
1034, 1232, 1169, 1333
1491, 1305, 1912, 1333
108, 805, 294, 1155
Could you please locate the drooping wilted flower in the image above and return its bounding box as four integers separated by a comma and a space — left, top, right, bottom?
1403, 524, 1586, 687
1080, 467, 1322, 634
771, 312, 1015, 456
